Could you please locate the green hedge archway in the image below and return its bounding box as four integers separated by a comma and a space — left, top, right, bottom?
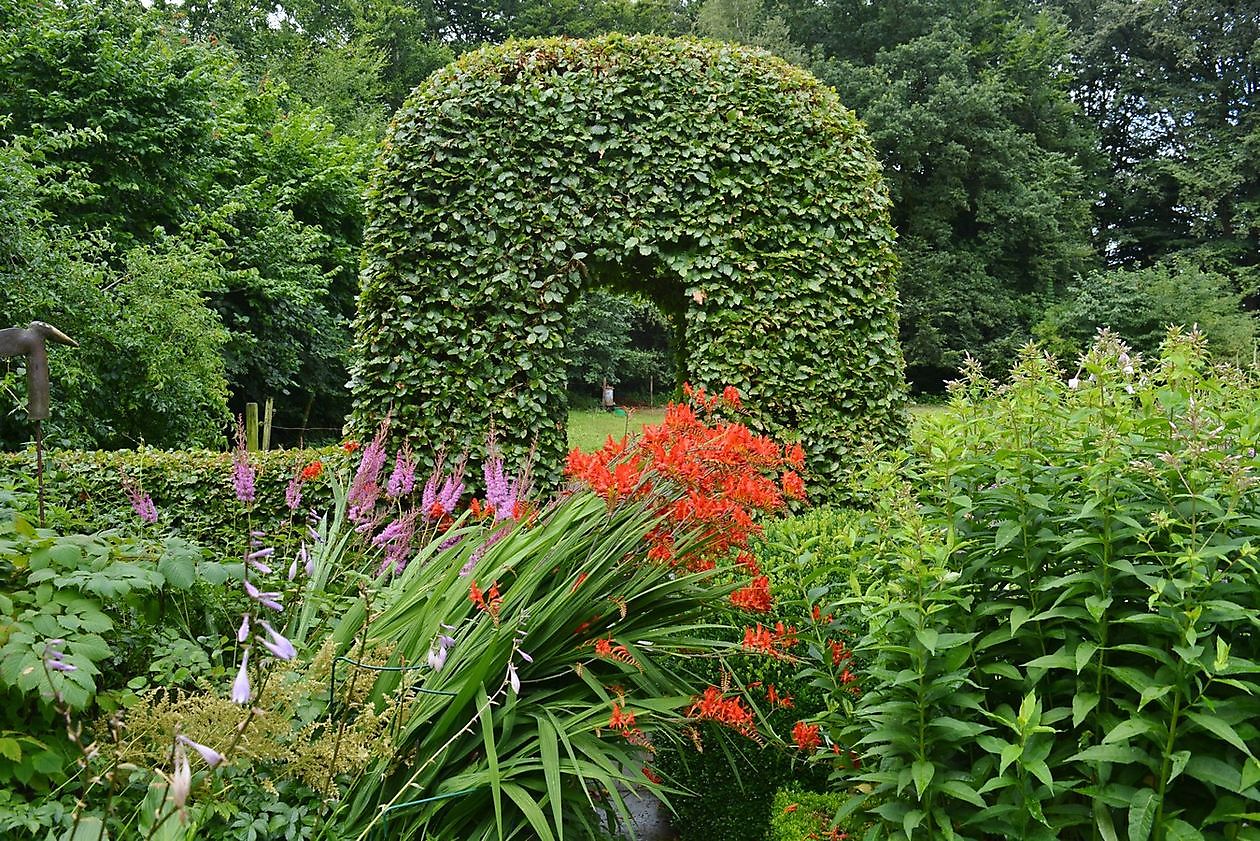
349, 35, 906, 495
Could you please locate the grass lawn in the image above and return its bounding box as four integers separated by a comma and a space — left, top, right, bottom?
566, 403, 945, 451
567, 406, 667, 452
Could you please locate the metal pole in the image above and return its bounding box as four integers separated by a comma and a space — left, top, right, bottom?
35, 419, 45, 527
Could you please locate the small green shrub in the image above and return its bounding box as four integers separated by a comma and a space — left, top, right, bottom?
0, 445, 347, 554
769, 787, 858, 841
838, 329, 1260, 840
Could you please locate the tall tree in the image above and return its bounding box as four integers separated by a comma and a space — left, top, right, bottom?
1055, 0, 1260, 305
773, 0, 1098, 387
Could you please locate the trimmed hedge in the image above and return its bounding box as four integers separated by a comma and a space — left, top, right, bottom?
349, 34, 906, 498
0, 446, 348, 554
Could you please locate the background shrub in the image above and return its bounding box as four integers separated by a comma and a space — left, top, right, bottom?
839, 330, 1260, 840
349, 34, 906, 499
0, 446, 347, 555
769, 787, 859, 841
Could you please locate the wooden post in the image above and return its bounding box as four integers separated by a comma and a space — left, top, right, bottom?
245, 402, 259, 452
262, 397, 274, 451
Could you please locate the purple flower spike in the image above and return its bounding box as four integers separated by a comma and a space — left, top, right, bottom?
230, 649, 251, 704
388, 447, 417, 499
124, 479, 158, 524
285, 476, 302, 512
257, 620, 297, 661
438, 474, 464, 516
43, 639, 77, 672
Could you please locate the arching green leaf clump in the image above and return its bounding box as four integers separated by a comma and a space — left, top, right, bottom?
350, 34, 906, 496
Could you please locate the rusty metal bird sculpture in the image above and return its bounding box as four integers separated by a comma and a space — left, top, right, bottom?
0, 321, 78, 524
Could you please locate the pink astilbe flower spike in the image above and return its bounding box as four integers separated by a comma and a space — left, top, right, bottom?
123, 477, 158, 524
387, 445, 417, 498
348, 418, 390, 523
232, 423, 256, 504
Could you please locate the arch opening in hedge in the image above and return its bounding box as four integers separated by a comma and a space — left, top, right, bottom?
349, 35, 906, 495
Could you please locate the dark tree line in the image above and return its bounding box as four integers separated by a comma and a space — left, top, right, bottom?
1, 0, 1254, 449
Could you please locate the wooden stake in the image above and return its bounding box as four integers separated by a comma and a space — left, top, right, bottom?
262, 397, 274, 451
245, 402, 259, 452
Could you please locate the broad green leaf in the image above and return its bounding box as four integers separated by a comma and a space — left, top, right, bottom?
1127, 788, 1157, 841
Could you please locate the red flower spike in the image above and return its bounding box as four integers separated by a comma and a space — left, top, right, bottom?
792, 721, 822, 752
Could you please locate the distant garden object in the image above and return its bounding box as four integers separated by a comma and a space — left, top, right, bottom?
349, 35, 906, 495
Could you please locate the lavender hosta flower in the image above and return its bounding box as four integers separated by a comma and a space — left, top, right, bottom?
507, 661, 520, 695
301, 542, 314, 577
257, 620, 297, 661
178, 735, 224, 768
247, 547, 275, 575
237, 614, 250, 644
43, 639, 77, 673
171, 743, 192, 812
287, 555, 299, 581
285, 476, 303, 512
230, 649, 251, 704
427, 645, 448, 671
243, 579, 283, 612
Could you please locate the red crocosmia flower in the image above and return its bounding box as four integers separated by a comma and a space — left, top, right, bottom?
642, 766, 662, 784
609, 703, 637, 733
830, 640, 851, 667
469, 581, 501, 620
792, 721, 822, 752
342, 440, 361, 454
721, 385, 742, 409
730, 576, 773, 613
594, 637, 613, 656
785, 443, 805, 469
301, 461, 324, 481
783, 803, 799, 814
689, 686, 756, 737
782, 470, 807, 501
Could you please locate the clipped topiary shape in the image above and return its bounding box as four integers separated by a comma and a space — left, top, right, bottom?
349, 34, 906, 496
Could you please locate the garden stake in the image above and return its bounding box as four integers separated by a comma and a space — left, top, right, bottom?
0, 321, 78, 526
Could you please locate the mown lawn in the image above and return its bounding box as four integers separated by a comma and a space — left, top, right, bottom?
567, 404, 945, 451
567, 407, 668, 452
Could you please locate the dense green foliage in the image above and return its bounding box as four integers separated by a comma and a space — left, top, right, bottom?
1057, 0, 1260, 304
0, 146, 232, 448
565, 290, 674, 399
769, 788, 859, 841
831, 331, 1260, 839
0, 0, 371, 449
0, 446, 346, 554
1037, 261, 1256, 363
350, 35, 906, 494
